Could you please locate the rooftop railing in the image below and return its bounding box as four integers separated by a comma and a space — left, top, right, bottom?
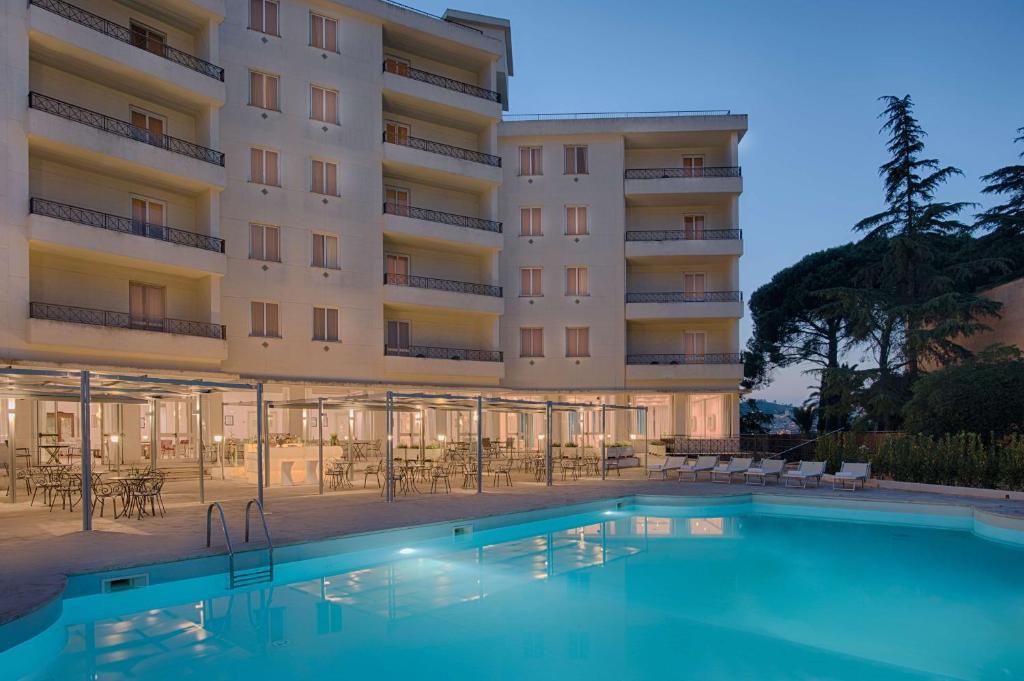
29, 92, 225, 166
626, 352, 742, 365
29, 0, 224, 81
30, 198, 225, 253
624, 167, 741, 180
383, 131, 501, 167
625, 291, 743, 304
383, 202, 502, 233
30, 302, 226, 340
384, 59, 501, 103
625, 229, 742, 242
384, 273, 502, 297
504, 110, 732, 121
384, 344, 502, 362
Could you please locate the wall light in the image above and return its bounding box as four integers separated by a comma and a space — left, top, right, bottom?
213, 434, 223, 444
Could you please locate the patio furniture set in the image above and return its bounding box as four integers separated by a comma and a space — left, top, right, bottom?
647, 456, 871, 490
15, 464, 167, 518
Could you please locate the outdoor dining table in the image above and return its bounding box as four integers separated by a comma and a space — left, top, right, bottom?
107, 474, 150, 518
39, 444, 69, 464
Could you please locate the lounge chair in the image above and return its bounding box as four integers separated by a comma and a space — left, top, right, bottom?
647, 455, 687, 479
710, 457, 753, 484
744, 458, 785, 486
678, 455, 719, 482
832, 462, 871, 490
782, 461, 826, 488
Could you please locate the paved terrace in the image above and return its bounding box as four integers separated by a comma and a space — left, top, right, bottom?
2, 471, 1024, 636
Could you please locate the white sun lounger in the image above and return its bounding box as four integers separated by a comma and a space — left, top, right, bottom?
678, 455, 719, 482
647, 455, 687, 479
710, 457, 753, 484
744, 458, 785, 486
832, 462, 871, 490
782, 461, 826, 488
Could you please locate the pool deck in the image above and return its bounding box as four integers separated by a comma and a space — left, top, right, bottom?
2, 473, 1024, 645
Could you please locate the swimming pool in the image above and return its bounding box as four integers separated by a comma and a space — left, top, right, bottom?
5, 496, 1024, 680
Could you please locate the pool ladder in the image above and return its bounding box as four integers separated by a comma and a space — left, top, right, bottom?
206, 499, 275, 589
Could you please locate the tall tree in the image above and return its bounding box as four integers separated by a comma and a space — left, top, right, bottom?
855, 95, 1000, 379
974, 128, 1024, 287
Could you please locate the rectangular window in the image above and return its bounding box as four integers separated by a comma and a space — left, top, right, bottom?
386, 319, 410, 353
310, 13, 338, 52
385, 254, 410, 285
250, 148, 279, 186
681, 155, 705, 177
683, 273, 707, 299
129, 108, 165, 145
520, 207, 542, 236
249, 223, 280, 262
311, 159, 338, 195
129, 282, 165, 331
520, 328, 544, 358
384, 186, 410, 216
312, 233, 339, 268
564, 145, 588, 175
683, 331, 707, 357
565, 327, 590, 358
683, 214, 705, 239
384, 120, 410, 145
249, 71, 279, 110
566, 205, 588, 235
249, 0, 279, 35
251, 301, 280, 337
518, 146, 542, 176
383, 56, 411, 76
129, 22, 165, 56
313, 307, 340, 341
566, 266, 589, 296
520, 267, 542, 297
130, 196, 165, 239
311, 86, 339, 124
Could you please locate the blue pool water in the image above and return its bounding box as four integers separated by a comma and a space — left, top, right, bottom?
7, 502, 1024, 680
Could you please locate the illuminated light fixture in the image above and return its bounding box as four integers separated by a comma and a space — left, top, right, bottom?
110, 435, 120, 444
437, 434, 446, 442
398, 548, 415, 555
538, 434, 545, 440
7, 399, 15, 409
603, 511, 615, 516
629, 434, 637, 440
213, 435, 223, 444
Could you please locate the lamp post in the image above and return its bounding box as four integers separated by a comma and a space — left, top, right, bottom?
214, 434, 224, 480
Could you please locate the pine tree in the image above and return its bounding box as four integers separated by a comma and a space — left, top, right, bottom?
975, 128, 1024, 286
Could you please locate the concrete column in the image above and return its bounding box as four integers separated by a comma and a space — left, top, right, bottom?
728, 132, 739, 167
197, 104, 220, 151
122, 405, 143, 464
197, 189, 220, 238
197, 17, 220, 64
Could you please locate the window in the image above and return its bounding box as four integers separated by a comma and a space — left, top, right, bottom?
311, 86, 339, 124
384, 186, 410, 216
683, 214, 705, 240
519, 267, 542, 297
129, 22, 165, 55
683, 273, 707, 299
249, 0, 279, 35
310, 13, 338, 52
681, 155, 705, 177
520, 328, 544, 358
683, 331, 707, 358
383, 56, 410, 76
313, 307, 339, 341
565, 327, 590, 358
385, 254, 410, 285
250, 148, 279, 186
129, 282, 164, 331
130, 196, 165, 234
129, 108, 165, 144
249, 71, 279, 110
311, 159, 338, 195
251, 301, 280, 337
564, 145, 588, 175
566, 205, 588, 235
384, 120, 410, 145
386, 320, 410, 353
520, 207, 542, 236
312, 233, 339, 268
566, 266, 589, 296
518, 146, 542, 176
249, 223, 280, 262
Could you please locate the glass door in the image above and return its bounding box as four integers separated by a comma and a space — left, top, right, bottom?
386, 320, 410, 355
129, 282, 165, 332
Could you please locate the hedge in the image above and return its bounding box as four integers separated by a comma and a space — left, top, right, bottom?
812, 432, 1024, 491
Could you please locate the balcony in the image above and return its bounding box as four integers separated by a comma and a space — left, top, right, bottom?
625, 353, 744, 384
625, 229, 743, 258
382, 59, 500, 122
383, 202, 503, 250
384, 273, 501, 297
385, 344, 502, 362
383, 273, 503, 314
30, 302, 224, 339
383, 132, 500, 167
625, 291, 744, 320
382, 132, 502, 188
384, 59, 500, 103
626, 352, 741, 365
383, 343, 504, 383
624, 167, 742, 204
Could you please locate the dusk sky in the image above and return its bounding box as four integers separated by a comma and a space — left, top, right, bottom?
415, 0, 1024, 404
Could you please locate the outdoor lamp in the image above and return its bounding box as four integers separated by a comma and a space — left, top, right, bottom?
437, 434, 446, 442
630, 434, 637, 440
214, 434, 223, 444
110, 435, 119, 444
7, 399, 15, 409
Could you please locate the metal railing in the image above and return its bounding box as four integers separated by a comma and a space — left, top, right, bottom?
383, 202, 502, 233
30, 302, 226, 340
384, 344, 503, 362
626, 352, 742, 365
383, 59, 501, 103
30, 0, 224, 81
383, 132, 501, 167
625, 228, 742, 242
30, 198, 225, 253
624, 167, 741, 180
504, 110, 732, 121
381, 1, 484, 34
625, 290, 743, 304
29, 92, 225, 166
384, 273, 502, 297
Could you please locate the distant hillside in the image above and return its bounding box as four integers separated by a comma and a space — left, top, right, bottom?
741, 399, 794, 416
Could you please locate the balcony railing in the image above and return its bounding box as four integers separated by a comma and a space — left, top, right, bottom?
626, 353, 742, 365
384, 344, 502, 362
30, 198, 225, 253
383, 202, 502, 233
624, 167, 741, 180
626, 228, 742, 242
29, 0, 224, 81
383, 131, 501, 167
383, 59, 501, 103
29, 92, 225, 166
625, 291, 743, 303
30, 302, 225, 340
384, 273, 502, 297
